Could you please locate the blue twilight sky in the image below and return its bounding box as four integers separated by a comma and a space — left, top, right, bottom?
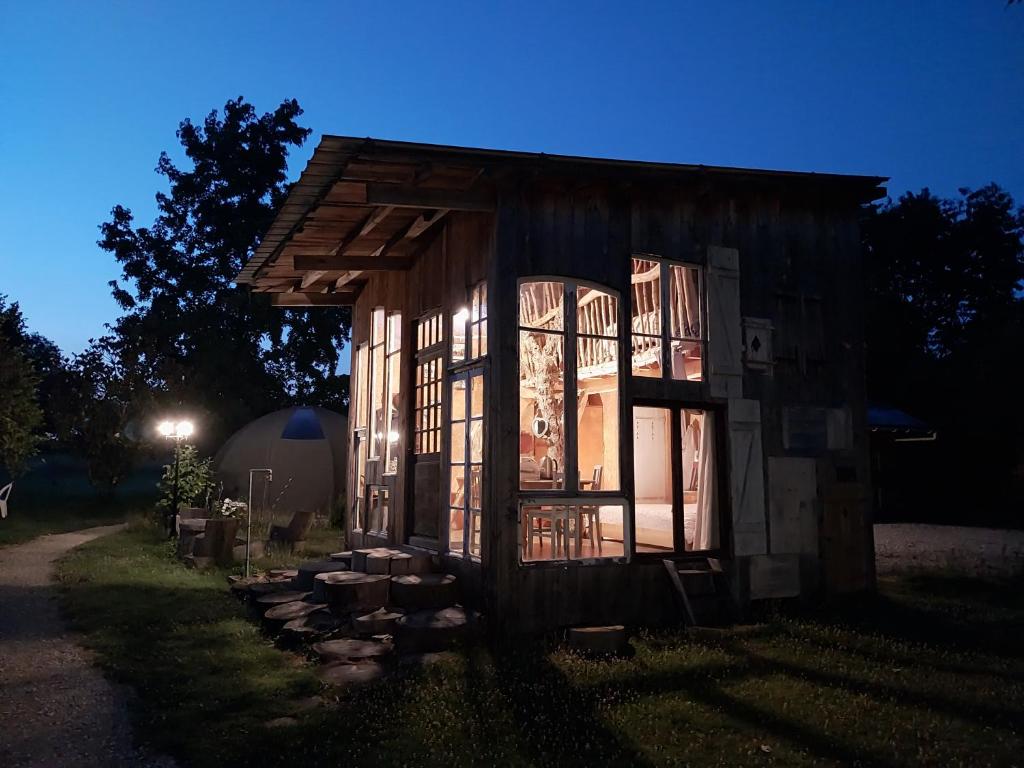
1, 1, 1022, 356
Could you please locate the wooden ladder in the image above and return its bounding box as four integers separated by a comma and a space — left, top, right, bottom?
662, 557, 734, 627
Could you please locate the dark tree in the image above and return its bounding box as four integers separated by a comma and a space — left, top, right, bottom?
0, 296, 43, 475
99, 98, 350, 448
863, 184, 1024, 526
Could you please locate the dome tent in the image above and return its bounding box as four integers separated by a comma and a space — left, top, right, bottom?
213, 407, 347, 520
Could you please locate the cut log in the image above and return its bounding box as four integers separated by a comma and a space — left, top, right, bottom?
395, 607, 469, 653
329, 550, 353, 565
264, 600, 327, 623
350, 548, 377, 572
246, 580, 293, 600
312, 637, 392, 663
318, 661, 384, 687
390, 574, 458, 610
295, 560, 349, 591
366, 550, 411, 575
253, 591, 312, 618
321, 572, 390, 614
229, 575, 268, 600
352, 607, 405, 636
268, 568, 298, 581
281, 610, 344, 643
194, 518, 239, 566
567, 625, 629, 656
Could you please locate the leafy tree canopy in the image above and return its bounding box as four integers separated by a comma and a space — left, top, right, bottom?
0, 296, 43, 475
99, 97, 350, 448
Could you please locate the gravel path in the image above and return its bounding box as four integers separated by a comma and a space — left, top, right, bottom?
0, 526, 177, 767
875, 523, 1024, 579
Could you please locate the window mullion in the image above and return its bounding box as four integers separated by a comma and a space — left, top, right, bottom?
660, 261, 671, 378
565, 283, 579, 493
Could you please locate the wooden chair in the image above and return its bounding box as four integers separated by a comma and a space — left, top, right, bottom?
268, 508, 315, 551
578, 466, 603, 554
0, 482, 11, 519
525, 506, 568, 560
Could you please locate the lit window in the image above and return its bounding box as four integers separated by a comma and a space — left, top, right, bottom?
414, 312, 443, 455
351, 343, 369, 531
448, 370, 485, 558
384, 313, 402, 474
451, 282, 488, 363
630, 258, 704, 381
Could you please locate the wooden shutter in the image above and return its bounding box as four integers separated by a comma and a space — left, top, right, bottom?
707, 246, 742, 398
728, 399, 767, 556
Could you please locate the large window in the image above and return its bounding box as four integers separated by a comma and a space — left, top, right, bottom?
448, 370, 485, 558
451, 281, 488, 364
518, 279, 625, 562
368, 308, 386, 458
414, 312, 444, 455
351, 343, 369, 532
631, 258, 704, 381
384, 313, 402, 473
633, 406, 718, 552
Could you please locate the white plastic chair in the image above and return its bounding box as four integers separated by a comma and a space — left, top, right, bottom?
0, 483, 11, 519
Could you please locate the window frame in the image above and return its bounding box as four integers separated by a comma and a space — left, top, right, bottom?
630, 255, 706, 382
445, 367, 486, 560
450, 281, 488, 366
350, 342, 370, 533
516, 276, 627, 565
413, 310, 445, 456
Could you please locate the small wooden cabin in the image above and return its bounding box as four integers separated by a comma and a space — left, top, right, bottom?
238, 137, 886, 632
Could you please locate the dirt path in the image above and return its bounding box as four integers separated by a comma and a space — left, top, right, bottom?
0, 525, 176, 767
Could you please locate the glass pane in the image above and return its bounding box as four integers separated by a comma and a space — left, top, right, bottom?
354, 345, 369, 429
387, 313, 402, 353
521, 505, 568, 562
371, 308, 386, 345
470, 420, 483, 462
448, 508, 464, 553
451, 420, 466, 464
682, 410, 717, 551
468, 509, 481, 558
577, 286, 618, 339
449, 465, 465, 507
670, 339, 703, 382
519, 330, 565, 490
669, 265, 701, 340
470, 373, 485, 418
451, 378, 467, 421
568, 504, 625, 559
519, 281, 564, 330
370, 341, 386, 457
385, 347, 401, 473
631, 335, 663, 378
577, 352, 619, 492
633, 406, 676, 552
631, 259, 661, 336
451, 305, 468, 362
469, 465, 482, 508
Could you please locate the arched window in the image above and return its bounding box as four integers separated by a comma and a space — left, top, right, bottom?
518, 279, 627, 562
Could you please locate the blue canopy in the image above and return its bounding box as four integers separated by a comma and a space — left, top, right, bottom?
280, 407, 326, 440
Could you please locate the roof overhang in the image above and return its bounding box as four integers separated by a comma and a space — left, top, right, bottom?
237, 135, 888, 304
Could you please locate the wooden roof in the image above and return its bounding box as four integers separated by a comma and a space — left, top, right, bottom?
238, 135, 887, 305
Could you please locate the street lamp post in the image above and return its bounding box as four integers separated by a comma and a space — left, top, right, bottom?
158, 419, 195, 538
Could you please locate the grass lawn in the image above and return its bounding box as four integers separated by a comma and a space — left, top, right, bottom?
0, 452, 160, 547
57, 522, 1024, 768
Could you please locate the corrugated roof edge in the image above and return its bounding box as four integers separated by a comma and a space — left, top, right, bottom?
237, 134, 888, 284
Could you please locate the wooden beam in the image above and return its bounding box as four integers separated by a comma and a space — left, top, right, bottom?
294, 254, 415, 271
406, 209, 449, 239
358, 205, 395, 237
271, 291, 359, 307
300, 270, 328, 289
364, 183, 493, 211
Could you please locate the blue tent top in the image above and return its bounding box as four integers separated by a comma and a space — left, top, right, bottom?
280, 407, 326, 440
868, 406, 935, 439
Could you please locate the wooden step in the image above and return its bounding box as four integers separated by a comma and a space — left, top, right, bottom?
394, 607, 470, 653
312, 637, 392, 663
320, 572, 390, 615
567, 625, 629, 656
280, 610, 344, 644
390, 574, 458, 610
353, 607, 405, 636
295, 560, 349, 591
663, 557, 734, 628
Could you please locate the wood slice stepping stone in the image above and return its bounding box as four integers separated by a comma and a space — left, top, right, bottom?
268, 568, 298, 582
318, 661, 384, 687
253, 591, 312, 617
312, 637, 391, 663
295, 560, 349, 591
366, 550, 411, 575
246, 580, 292, 598
229, 576, 268, 600
281, 610, 343, 642
353, 607, 405, 636
350, 548, 380, 572
264, 600, 326, 624
567, 625, 629, 656
312, 570, 366, 603
395, 607, 469, 653
390, 574, 458, 610
395, 550, 433, 575
321, 572, 390, 614
329, 550, 353, 564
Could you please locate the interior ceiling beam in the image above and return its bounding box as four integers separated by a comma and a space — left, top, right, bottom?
271, 291, 359, 307
406, 209, 449, 239
299, 270, 328, 289
358, 205, 395, 237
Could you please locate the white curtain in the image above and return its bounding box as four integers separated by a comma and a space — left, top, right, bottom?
692, 412, 718, 550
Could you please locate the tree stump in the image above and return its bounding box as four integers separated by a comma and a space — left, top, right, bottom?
329, 550, 354, 565
264, 599, 326, 624
567, 625, 629, 656
229, 575, 268, 601
295, 560, 349, 591
177, 519, 206, 558
252, 591, 312, 618
280, 610, 343, 644
321, 572, 390, 614
353, 607, 405, 636
312, 637, 392, 663
366, 550, 411, 575
390, 574, 458, 610
317, 661, 384, 687
395, 607, 469, 653
195, 518, 239, 566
